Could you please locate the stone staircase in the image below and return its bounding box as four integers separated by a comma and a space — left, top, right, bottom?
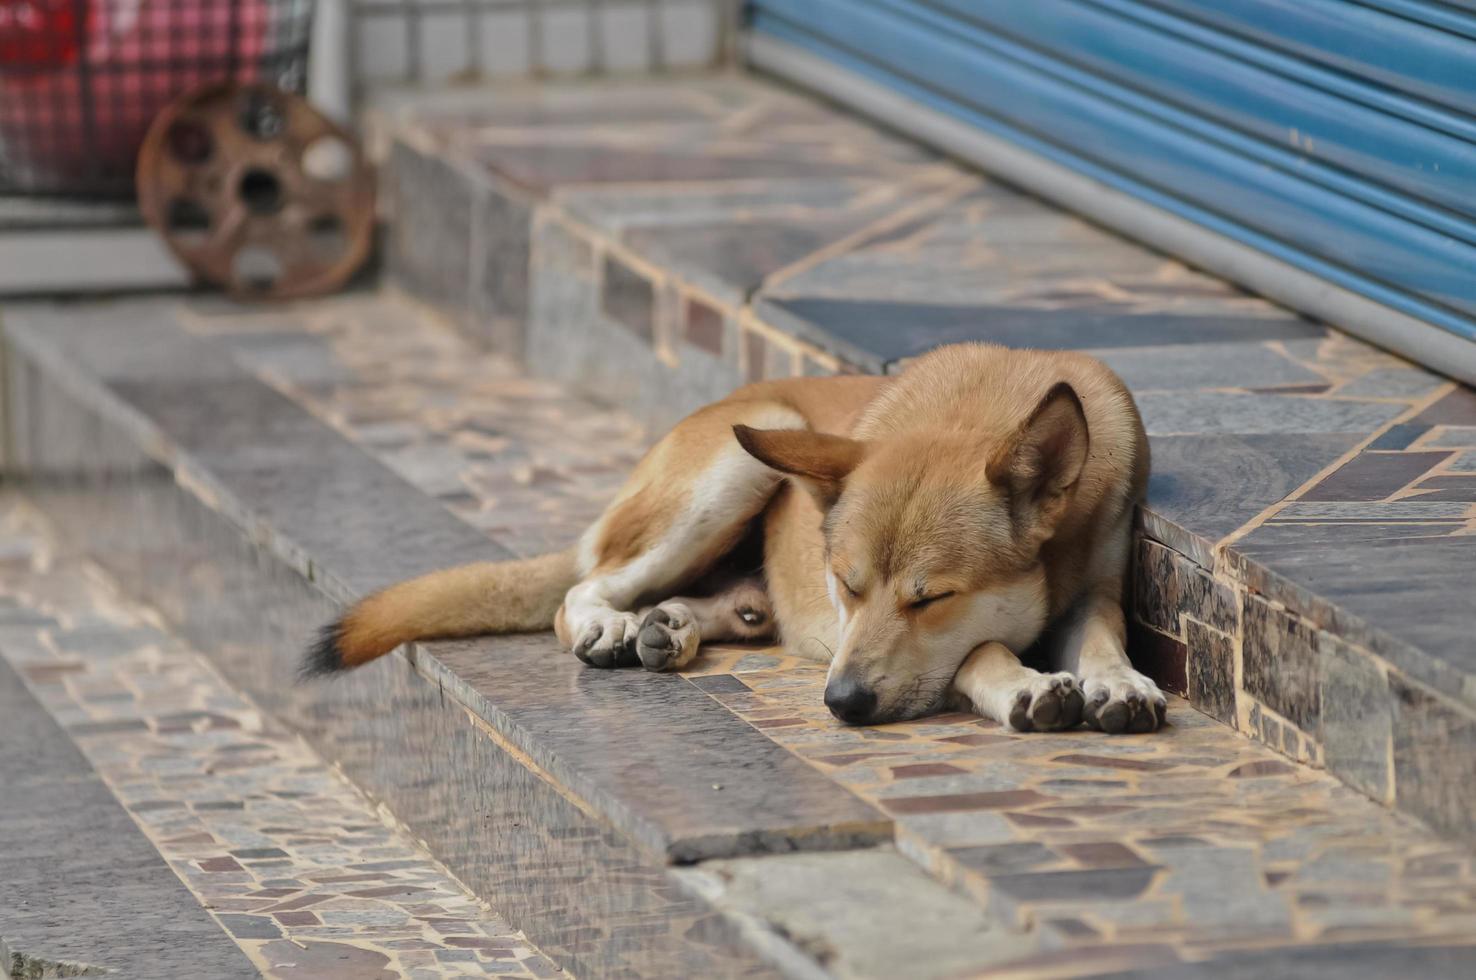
2, 70, 1475, 979
371, 73, 1476, 840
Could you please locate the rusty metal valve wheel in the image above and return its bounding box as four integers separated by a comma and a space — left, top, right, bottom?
137, 82, 375, 300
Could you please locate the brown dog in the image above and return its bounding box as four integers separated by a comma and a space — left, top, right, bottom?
306, 343, 1165, 733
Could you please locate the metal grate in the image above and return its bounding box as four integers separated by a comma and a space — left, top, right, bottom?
0, 0, 314, 196
348, 0, 735, 90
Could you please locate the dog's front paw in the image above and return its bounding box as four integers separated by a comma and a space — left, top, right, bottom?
573, 612, 642, 668
635, 603, 700, 672
1005, 672, 1084, 733
1081, 668, 1166, 734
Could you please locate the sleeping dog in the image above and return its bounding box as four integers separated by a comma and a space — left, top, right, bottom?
306, 343, 1165, 734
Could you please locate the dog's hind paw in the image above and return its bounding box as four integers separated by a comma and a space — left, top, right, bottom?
1081, 668, 1167, 734
573, 612, 642, 669
1006, 672, 1084, 733
636, 603, 700, 672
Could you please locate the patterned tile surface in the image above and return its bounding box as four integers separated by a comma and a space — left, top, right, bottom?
682, 655, 1476, 970
0, 501, 565, 980
178, 293, 648, 562
168, 294, 1476, 972
372, 74, 1476, 838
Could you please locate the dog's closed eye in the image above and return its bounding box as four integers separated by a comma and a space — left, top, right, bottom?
910, 591, 955, 610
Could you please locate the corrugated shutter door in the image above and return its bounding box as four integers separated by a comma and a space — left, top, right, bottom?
748, 0, 1476, 354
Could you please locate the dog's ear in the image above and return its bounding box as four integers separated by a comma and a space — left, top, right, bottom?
986, 382, 1089, 535
733, 425, 865, 510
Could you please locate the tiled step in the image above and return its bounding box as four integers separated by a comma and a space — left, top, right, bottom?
5, 293, 1476, 979
371, 74, 1476, 842
0, 500, 566, 979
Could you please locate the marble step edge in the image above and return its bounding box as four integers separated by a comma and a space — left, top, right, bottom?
371, 120, 1476, 845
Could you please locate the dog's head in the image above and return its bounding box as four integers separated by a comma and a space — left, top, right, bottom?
735, 383, 1088, 725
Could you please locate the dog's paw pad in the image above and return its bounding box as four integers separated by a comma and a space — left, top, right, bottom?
573, 613, 641, 669
1006, 672, 1084, 733
1082, 669, 1166, 734
636, 603, 699, 672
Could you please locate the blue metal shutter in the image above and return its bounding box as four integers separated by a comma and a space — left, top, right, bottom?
748, 0, 1476, 356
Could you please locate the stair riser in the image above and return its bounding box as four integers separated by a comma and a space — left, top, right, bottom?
384, 136, 1476, 844
1, 338, 782, 980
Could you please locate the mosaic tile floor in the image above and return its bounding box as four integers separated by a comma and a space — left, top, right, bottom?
0, 500, 566, 980
167, 292, 1476, 975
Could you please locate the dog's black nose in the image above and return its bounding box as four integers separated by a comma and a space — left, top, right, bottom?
825, 679, 877, 724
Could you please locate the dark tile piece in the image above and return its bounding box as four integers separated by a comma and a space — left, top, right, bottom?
761, 297, 1324, 365
890, 763, 968, 779
602, 256, 655, 343
1045, 918, 1100, 939
1301, 451, 1451, 502
199, 856, 246, 872
1390, 675, 1476, 840
987, 866, 1158, 903
1091, 343, 1323, 393
273, 911, 320, 926
1248, 383, 1331, 395
685, 674, 750, 695
1319, 636, 1391, 801
1049, 754, 1176, 772
1242, 595, 1321, 734
216, 913, 283, 940
1367, 423, 1430, 451
882, 789, 1050, 815
1133, 538, 1182, 635
66, 718, 148, 735
936, 733, 1014, 747
1411, 475, 1476, 500
348, 884, 433, 898
1059, 842, 1149, 869
1186, 620, 1236, 725
1128, 622, 1188, 695
1005, 812, 1077, 828
949, 841, 1057, 875
1412, 387, 1476, 426
1228, 760, 1296, 778
231, 847, 289, 860
1184, 569, 1240, 637
684, 297, 725, 355
1146, 433, 1362, 547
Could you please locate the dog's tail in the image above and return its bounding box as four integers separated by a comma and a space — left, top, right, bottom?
301, 548, 579, 677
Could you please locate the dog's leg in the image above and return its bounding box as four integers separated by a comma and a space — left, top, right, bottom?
1052, 516, 1167, 733
634, 577, 774, 671
950, 642, 1084, 732
556, 400, 803, 670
